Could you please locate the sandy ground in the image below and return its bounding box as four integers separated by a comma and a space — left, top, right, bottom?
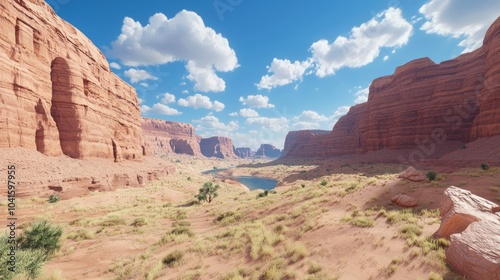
0, 147, 499, 280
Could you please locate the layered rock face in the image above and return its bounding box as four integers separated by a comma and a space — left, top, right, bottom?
434, 187, 500, 280
280, 130, 330, 158
255, 144, 281, 158
283, 17, 500, 159
141, 117, 202, 157
200, 137, 237, 159
0, 0, 143, 161
235, 147, 253, 158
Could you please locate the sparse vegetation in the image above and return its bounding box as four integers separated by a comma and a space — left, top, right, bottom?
162, 250, 184, 267
320, 179, 328, 186
481, 163, 490, 170
195, 182, 220, 203
426, 171, 437, 181
48, 194, 61, 203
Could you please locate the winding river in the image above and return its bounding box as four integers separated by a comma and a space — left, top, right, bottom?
201, 168, 278, 191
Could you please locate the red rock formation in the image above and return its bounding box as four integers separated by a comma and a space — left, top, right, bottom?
283, 17, 500, 159
141, 117, 202, 157
200, 136, 237, 159
255, 144, 281, 158
434, 187, 500, 280
280, 130, 330, 158
235, 147, 253, 158
0, 0, 144, 161
391, 194, 418, 207
398, 167, 426, 182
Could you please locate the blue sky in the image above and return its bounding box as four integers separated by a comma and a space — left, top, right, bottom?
49, 0, 500, 150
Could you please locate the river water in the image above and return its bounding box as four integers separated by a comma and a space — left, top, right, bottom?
201, 169, 278, 191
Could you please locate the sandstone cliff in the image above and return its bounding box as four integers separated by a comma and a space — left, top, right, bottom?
255, 144, 281, 158
0, 0, 143, 161
141, 117, 202, 157
283, 17, 500, 159
200, 136, 237, 159
235, 147, 253, 158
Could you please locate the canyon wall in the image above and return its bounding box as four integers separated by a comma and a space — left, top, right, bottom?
0, 0, 144, 161
200, 136, 237, 159
141, 117, 202, 157
283, 17, 500, 159
235, 147, 253, 158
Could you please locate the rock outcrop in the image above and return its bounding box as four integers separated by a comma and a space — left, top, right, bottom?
235, 147, 253, 158
255, 144, 281, 158
434, 187, 500, 280
391, 194, 418, 207
0, 0, 144, 161
280, 130, 330, 158
141, 117, 202, 157
282, 17, 500, 159
200, 136, 237, 159
398, 167, 426, 182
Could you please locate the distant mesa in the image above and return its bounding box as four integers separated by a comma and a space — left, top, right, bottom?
200, 136, 238, 159
141, 117, 202, 157
282, 16, 500, 160
235, 147, 253, 158
255, 144, 281, 158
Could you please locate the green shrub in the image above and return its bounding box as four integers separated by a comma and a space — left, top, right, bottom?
0, 235, 47, 279
170, 227, 194, 237
481, 163, 490, 171
257, 190, 269, 198
195, 182, 219, 203
48, 194, 60, 203
320, 179, 328, 186
162, 250, 184, 267
17, 220, 63, 257
426, 171, 437, 181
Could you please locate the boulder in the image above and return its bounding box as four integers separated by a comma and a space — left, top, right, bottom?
391, 194, 418, 207
398, 167, 426, 182
434, 187, 500, 280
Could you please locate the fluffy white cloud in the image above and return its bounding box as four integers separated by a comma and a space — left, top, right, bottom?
292, 110, 333, 129
141, 103, 182, 115
110, 10, 238, 92
383, 55, 389, 61
194, 115, 239, 132
124, 69, 157, 83
139, 83, 149, 87
239, 108, 259, 118
229, 112, 238, 117
109, 62, 121, 69
245, 116, 289, 132
160, 92, 176, 104
239, 95, 275, 108
419, 0, 500, 52
311, 7, 413, 77
257, 58, 312, 90
178, 94, 225, 112
354, 87, 369, 104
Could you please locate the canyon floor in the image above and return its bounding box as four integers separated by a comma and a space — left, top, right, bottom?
2, 152, 499, 280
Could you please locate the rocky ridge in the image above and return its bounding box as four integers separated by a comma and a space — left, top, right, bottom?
282, 17, 500, 160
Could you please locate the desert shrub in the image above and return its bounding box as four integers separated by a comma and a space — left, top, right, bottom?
307, 263, 323, 274
0, 235, 47, 279
162, 250, 184, 267
257, 190, 269, 198
400, 224, 423, 237
17, 220, 63, 257
195, 182, 219, 203
216, 211, 241, 224
131, 217, 147, 227
66, 229, 94, 241
172, 220, 191, 227
351, 216, 374, 228
301, 183, 306, 188
48, 194, 60, 203
99, 216, 127, 226
426, 171, 437, 181
481, 163, 490, 170
320, 179, 328, 186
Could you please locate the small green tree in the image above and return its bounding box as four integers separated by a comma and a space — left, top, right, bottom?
48, 194, 60, 203
481, 163, 490, 171
17, 220, 63, 258
195, 182, 220, 203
